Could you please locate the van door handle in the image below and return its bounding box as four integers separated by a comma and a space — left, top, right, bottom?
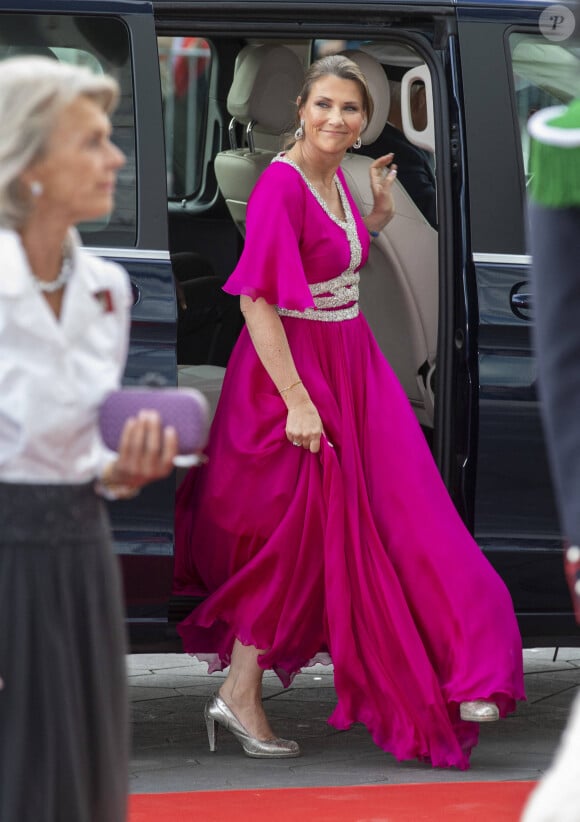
510, 285, 533, 320
511, 292, 532, 311
130, 282, 141, 306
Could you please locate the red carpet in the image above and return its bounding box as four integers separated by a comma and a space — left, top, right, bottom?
129, 781, 536, 821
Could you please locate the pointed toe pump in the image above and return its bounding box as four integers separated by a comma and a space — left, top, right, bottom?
460, 700, 500, 722
204, 694, 301, 758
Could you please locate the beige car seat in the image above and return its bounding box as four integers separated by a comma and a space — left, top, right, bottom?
340, 50, 438, 428
214, 43, 304, 235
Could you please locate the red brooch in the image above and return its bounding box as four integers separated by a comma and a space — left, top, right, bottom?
94, 289, 114, 313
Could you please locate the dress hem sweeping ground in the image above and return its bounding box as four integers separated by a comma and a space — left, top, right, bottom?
174, 155, 525, 770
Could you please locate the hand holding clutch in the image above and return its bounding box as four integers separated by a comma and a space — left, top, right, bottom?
99, 387, 210, 468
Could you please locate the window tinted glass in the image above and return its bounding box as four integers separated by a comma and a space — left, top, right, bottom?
0, 14, 136, 248
509, 33, 580, 187
158, 37, 212, 199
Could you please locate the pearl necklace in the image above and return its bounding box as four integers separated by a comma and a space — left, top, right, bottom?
31, 255, 73, 293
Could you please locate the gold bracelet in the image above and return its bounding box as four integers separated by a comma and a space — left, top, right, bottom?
279, 379, 302, 395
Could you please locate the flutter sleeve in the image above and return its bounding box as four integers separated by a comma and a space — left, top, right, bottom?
223, 161, 316, 311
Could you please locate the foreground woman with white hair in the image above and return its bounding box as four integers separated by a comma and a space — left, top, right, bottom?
0, 57, 178, 822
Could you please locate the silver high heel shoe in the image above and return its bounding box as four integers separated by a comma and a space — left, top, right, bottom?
204, 694, 301, 758
460, 700, 500, 722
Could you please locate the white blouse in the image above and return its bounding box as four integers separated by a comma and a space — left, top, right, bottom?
0, 228, 132, 484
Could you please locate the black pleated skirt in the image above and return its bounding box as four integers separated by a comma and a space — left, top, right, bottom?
0, 482, 128, 822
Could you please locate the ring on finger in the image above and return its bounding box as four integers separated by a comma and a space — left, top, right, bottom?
292, 441, 301, 447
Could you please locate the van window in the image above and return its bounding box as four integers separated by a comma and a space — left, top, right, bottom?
0, 14, 136, 248
508, 33, 580, 187
158, 37, 212, 199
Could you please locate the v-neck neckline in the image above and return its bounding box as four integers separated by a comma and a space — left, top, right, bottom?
274, 153, 352, 229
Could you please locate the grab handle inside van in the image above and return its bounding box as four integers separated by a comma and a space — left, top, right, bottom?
400, 64, 435, 154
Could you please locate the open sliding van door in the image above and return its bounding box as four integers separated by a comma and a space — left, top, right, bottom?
153, 0, 477, 630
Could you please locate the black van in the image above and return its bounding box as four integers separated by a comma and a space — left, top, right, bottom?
2, 0, 579, 648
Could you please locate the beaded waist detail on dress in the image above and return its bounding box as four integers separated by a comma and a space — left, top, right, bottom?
272, 154, 363, 323
277, 270, 360, 322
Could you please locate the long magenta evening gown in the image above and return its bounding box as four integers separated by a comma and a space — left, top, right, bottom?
174, 155, 525, 769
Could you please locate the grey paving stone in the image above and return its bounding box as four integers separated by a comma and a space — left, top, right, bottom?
129, 686, 183, 702
128, 649, 580, 793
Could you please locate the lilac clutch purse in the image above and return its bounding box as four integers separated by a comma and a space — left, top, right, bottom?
99, 387, 210, 466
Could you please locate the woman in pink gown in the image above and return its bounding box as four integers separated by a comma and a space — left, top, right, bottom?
174, 54, 525, 770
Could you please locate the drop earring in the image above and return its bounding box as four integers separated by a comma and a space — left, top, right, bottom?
30, 180, 43, 197
353, 137, 362, 150
294, 119, 305, 141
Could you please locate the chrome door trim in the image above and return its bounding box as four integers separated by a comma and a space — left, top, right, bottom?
473, 252, 532, 265
90, 247, 171, 262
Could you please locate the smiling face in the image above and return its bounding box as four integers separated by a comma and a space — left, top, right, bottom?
21, 94, 125, 227
298, 74, 366, 159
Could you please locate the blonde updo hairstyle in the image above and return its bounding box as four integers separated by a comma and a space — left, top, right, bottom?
0, 56, 119, 229
292, 54, 374, 142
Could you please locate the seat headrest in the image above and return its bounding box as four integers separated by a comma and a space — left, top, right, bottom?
340, 50, 390, 145
227, 44, 304, 135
